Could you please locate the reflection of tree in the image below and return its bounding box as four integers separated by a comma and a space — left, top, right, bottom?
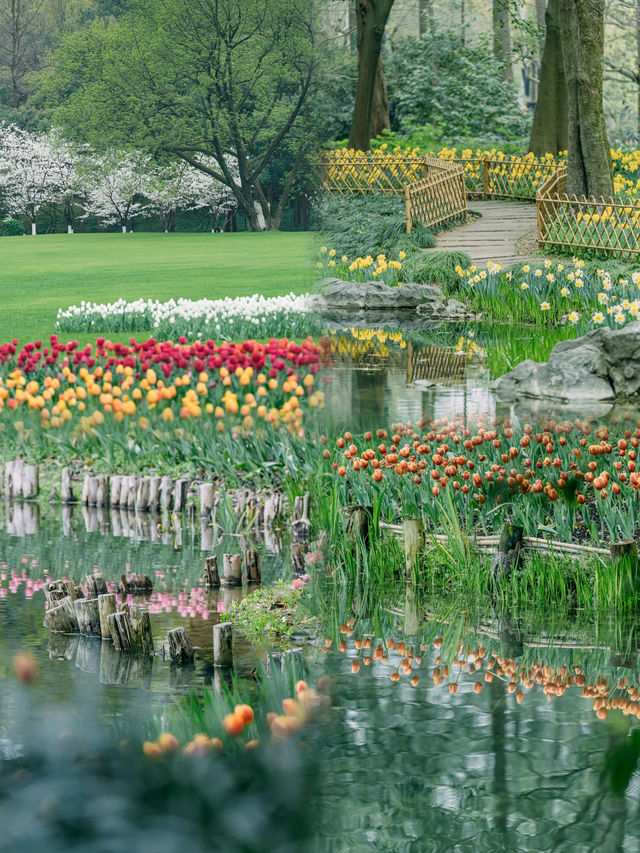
354, 368, 387, 428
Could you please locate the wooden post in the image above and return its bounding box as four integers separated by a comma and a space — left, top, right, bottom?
222, 553, 242, 586
174, 478, 189, 513
98, 593, 117, 640
74, 598, 101, 636
244, 548, 261, 583
200, 518, 214, 551
108, 611, 135, 652
110, 475, 122, 507
167, 626, 195, 663
136, 477, 150, 513
199, 483, 214, 518
204, 555, 220, 588
403, 517, 424, 572
344, 505, 373, 549
406, 341, 413, 387
21, 465, 38, 500
160, 476, 174, 510
61, 468, 75, 504
404, 184, 412, 235
148, 476, 161, 512
610, 540, 638, 569
213, 622, 233, 667
45, 595, 79, 633
263, 492, 282, 526
126, 475, 138, 510
130, 607, 154, 654
482, 155, 490, 196
86, 573, 108, 597
95, 475, 109, 508
491, 524, 524, 583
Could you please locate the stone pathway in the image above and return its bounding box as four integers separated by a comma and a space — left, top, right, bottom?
425, 200, 538, 268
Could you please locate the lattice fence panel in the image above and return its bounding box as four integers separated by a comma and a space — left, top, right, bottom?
319, 152, 432, 196
537, 167, 640, 259
406, 164, 467, 232
452, 157, 562, 200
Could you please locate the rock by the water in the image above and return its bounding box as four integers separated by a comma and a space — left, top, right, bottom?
313, 278, 469, 320
493, 323, 640, 403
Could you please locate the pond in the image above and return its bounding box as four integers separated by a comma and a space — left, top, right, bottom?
2, 320, 640, 851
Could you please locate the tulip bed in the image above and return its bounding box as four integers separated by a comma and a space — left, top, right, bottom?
0, 335, 329, 480
324, 415, 640, 544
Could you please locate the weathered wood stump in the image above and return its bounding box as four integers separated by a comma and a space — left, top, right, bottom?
130, 607, 154, 654
263, 492, 282, 527
119, 573, 153, 593
160, 476, 174, 511
244, 548, 261, 583
174, 478, 189, 513
213, 622, 233, 667
344, 505, 373, 549
491, 524, 524, 583
95, 475, 109, 508
108, 611, 135, 651
98, 593, 117, 639
86, 573, 108, 597
167, 626, 195, 663
199, 483, 214, 518
204, 555, 220, 588
21, 464, 38, 500
222, 553, 242, 586
46, 596, 79, 633
61, 467, 75, 504
110, 475, 122, 507
403, 517, 424, 572
292, 493, 310, 526
148, 476, 161, 512
74, 598, 101, 636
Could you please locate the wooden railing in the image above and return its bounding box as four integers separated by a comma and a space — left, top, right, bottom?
537, 167, 640, 259
452, 156, 561, 201
319, 151, 468, 233
404, 158, 467, 233
319, 151, 431, 195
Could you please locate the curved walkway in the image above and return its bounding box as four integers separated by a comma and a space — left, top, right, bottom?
426, 200, 538, 267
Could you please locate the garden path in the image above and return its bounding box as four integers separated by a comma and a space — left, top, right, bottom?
427, 200, 538, 268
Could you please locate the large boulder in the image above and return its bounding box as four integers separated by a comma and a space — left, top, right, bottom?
313, 278, 468, 320
492, 323, 640, 403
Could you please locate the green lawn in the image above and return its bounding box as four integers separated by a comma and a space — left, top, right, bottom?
0, 231, 314, 344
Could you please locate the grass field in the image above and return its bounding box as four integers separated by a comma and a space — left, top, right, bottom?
0, 231, 314, 344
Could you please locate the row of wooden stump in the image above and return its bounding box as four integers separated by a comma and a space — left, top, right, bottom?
42, 556, 256, 666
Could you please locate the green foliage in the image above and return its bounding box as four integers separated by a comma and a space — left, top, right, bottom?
225, 583, 316, 650
406, 249, 472, 286
316, 193, 434, 260
38, 0, 316, 229
1, 218, 24, 236
386, 33, 530, 144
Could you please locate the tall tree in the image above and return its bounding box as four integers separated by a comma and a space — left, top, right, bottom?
559, 0, 613, 198
529, 0, 568, 155
347, 0, 394, 150
40, 0, 315, 231
492, 0, 513, 83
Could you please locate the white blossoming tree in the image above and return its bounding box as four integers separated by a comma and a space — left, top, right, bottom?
0, 124, 60, 234
77, 148, 153, 232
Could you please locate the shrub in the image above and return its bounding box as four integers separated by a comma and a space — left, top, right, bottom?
1, 218, 24, 236
316, 193, 434, 258
407, 250, 472, 288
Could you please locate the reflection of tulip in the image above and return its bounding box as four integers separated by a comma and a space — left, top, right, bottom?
12, 651, 40, 683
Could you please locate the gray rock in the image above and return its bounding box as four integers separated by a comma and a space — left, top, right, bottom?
314, 278, 470, 319
492, 323, 640, 403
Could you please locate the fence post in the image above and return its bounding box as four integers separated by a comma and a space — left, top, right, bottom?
404, 185, 412, 235
482, 155, 490, 196
536, 192, 544, 250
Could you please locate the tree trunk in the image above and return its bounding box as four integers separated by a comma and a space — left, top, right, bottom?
492, 0, 513, 83
418, 0, 434, 37
529, 0, 568, 155
559, 0, 613, 199
348, 0, 395, 150
370, 53, 391, 139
